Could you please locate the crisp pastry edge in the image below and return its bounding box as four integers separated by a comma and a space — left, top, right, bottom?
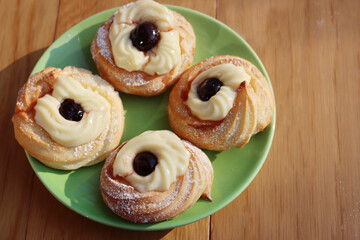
100, 138, 213, 223
12, 66, 125, 170
167, 55, 275, 151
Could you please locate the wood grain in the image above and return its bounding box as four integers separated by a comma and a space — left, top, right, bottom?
1, 0, 359, 239
0, 0, 59, 239
212, 0, 360, 239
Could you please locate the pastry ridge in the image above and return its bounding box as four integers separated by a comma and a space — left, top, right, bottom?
168, 55, 275, 151
12, 66, 125, 170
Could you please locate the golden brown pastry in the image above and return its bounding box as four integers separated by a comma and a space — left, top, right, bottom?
91, 0, 195, 96
100, 130, 213, 223
12, 67, 124, 170
168, 55, 275, 151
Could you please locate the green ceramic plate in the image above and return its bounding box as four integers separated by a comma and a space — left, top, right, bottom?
27, 5, 276, 230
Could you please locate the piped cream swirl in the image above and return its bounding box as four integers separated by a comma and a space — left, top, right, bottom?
187, 64, 251, 121
113, 130, 190, 193
109, 0, 181, 75
144, 31, 180, 75
34, 76, 111, 147
115, 0, 174, 29
109, 24, 149, 72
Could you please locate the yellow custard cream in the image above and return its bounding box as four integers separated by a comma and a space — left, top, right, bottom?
115, 0, 174, 29
187, 64, 251, 121
34, 76, 111, 147
113, 130, 190, 193
109, 24, 148, 71
144, 31, 180, 75
109, 0, 181, 75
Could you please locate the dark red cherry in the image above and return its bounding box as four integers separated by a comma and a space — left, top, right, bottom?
197, 78, 223, 101
133, 151, 158, 176
59, 99, 84, 122
130, 22, 160, 52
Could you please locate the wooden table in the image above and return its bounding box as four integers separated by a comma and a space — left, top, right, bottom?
1, 0, 359, 239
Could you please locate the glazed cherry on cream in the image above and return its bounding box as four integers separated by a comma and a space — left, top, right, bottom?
130, 22, 160, 52
197, 78, 223, 101
112, 130, 190, 193
108, 0, 181, 75
187, 63, 251, 121
59, 99, 84, 122
133, 151, 158, 176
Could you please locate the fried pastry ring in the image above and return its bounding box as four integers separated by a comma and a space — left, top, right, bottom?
12, 67, 124, 170
168, 55, 275, 151
90, 0, 195, 96
100, 131, 213, 223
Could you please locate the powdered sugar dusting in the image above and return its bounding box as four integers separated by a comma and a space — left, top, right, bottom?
96, 26, 113, 62
168, 55, 274, 151
120, 74, 148, 86
100, 138, 214, 223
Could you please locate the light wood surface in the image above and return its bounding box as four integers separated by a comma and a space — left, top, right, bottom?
0, 0, 359, 239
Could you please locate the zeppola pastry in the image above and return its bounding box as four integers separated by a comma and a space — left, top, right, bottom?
12, 67, 124, 170
91, 0, 196, 96
168, 55, 275, 151
100, 130, 213, 223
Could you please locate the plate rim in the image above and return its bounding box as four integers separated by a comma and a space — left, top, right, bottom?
27, 5, 276, 231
